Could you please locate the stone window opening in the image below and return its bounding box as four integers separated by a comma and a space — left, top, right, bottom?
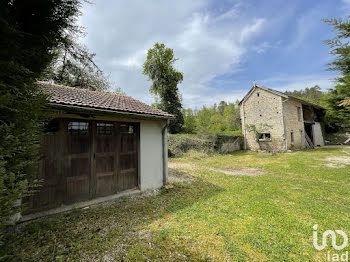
257, 92, 260, 97
291, 131, 294, 144
258, 132, 271, 142
297, 107, 302, 121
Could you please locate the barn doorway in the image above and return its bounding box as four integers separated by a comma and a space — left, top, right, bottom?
304, 123, 313, 143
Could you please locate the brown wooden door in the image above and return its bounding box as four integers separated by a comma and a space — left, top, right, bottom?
117, 123, 139, 191
30, 119, 140, 212
65, 120, 91, 203
93, 121, 118, 197
30, 119, 66, 211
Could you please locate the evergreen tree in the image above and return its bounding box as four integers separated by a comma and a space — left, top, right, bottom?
324, 17, 350, 128
0, 0, 82, 237
143, 43, 184, 133
45, 33, 112, 92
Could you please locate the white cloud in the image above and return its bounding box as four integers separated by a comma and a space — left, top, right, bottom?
240, 18, 266, 43
251, 41, 282, 54
80, 0, 267, 107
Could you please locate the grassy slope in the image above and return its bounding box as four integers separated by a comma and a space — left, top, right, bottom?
2, 147, 350, 261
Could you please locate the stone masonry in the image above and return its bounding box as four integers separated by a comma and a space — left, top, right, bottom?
240, 85, 311, 152
240, 87, 285, 152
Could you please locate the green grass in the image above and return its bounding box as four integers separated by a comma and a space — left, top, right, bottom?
2, 147, 350, 261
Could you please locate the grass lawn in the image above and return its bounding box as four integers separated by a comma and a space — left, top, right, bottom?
2, 147, 350, 261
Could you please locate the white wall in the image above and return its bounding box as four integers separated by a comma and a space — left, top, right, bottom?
312, 122, 325, 147
139, 119, 167, 191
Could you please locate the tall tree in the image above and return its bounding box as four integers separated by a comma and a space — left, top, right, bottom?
182, 108, 197, 133
44, 30, 112, 92
324, 17, 350, 128
181, 100, 241, 135
218, 101, 228, 115
143, 43, 184, 133
0, 0, 82, 237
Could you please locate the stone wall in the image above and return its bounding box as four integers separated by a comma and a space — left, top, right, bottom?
241, 87, 286, 152
283, 99, 306, 150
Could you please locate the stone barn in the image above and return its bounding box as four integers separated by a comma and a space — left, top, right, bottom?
239, 83, 326, 152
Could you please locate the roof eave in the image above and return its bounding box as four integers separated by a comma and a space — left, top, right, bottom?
47, 102, 175, 120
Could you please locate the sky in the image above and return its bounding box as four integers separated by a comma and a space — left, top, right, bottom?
80, 0, 350, 108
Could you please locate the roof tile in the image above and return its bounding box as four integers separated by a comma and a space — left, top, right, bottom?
39, 82, 174, 118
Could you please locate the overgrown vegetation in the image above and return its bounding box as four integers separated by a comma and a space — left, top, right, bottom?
0, 0, 82, 241
168, 134, 215, 157
2, 147, 349, 261
168, 134, 241, 157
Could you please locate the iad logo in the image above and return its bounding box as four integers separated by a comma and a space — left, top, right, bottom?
313, 224, 348, 250
313, 224, 349, 261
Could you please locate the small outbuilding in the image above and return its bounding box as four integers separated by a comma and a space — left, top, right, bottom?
240, 83, 326, 152
29, 82, 173, 213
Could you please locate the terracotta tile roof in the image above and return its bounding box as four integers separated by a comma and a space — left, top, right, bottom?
39, 82, 174, 118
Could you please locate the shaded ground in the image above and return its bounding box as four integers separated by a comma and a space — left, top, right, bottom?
208, 167, 265, 176
168, 168, 196, 183
2, 147, 350, 261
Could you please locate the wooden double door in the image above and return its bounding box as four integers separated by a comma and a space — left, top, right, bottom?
31, 119, 139, 211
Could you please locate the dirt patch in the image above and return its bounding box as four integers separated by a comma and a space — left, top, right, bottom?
168, 168, 196, 183
208, 167, 265, 176
168, 161, 265, 177
323, 156, 350, 168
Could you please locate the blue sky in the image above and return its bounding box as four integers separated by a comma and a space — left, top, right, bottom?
80, 0, 349, 108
